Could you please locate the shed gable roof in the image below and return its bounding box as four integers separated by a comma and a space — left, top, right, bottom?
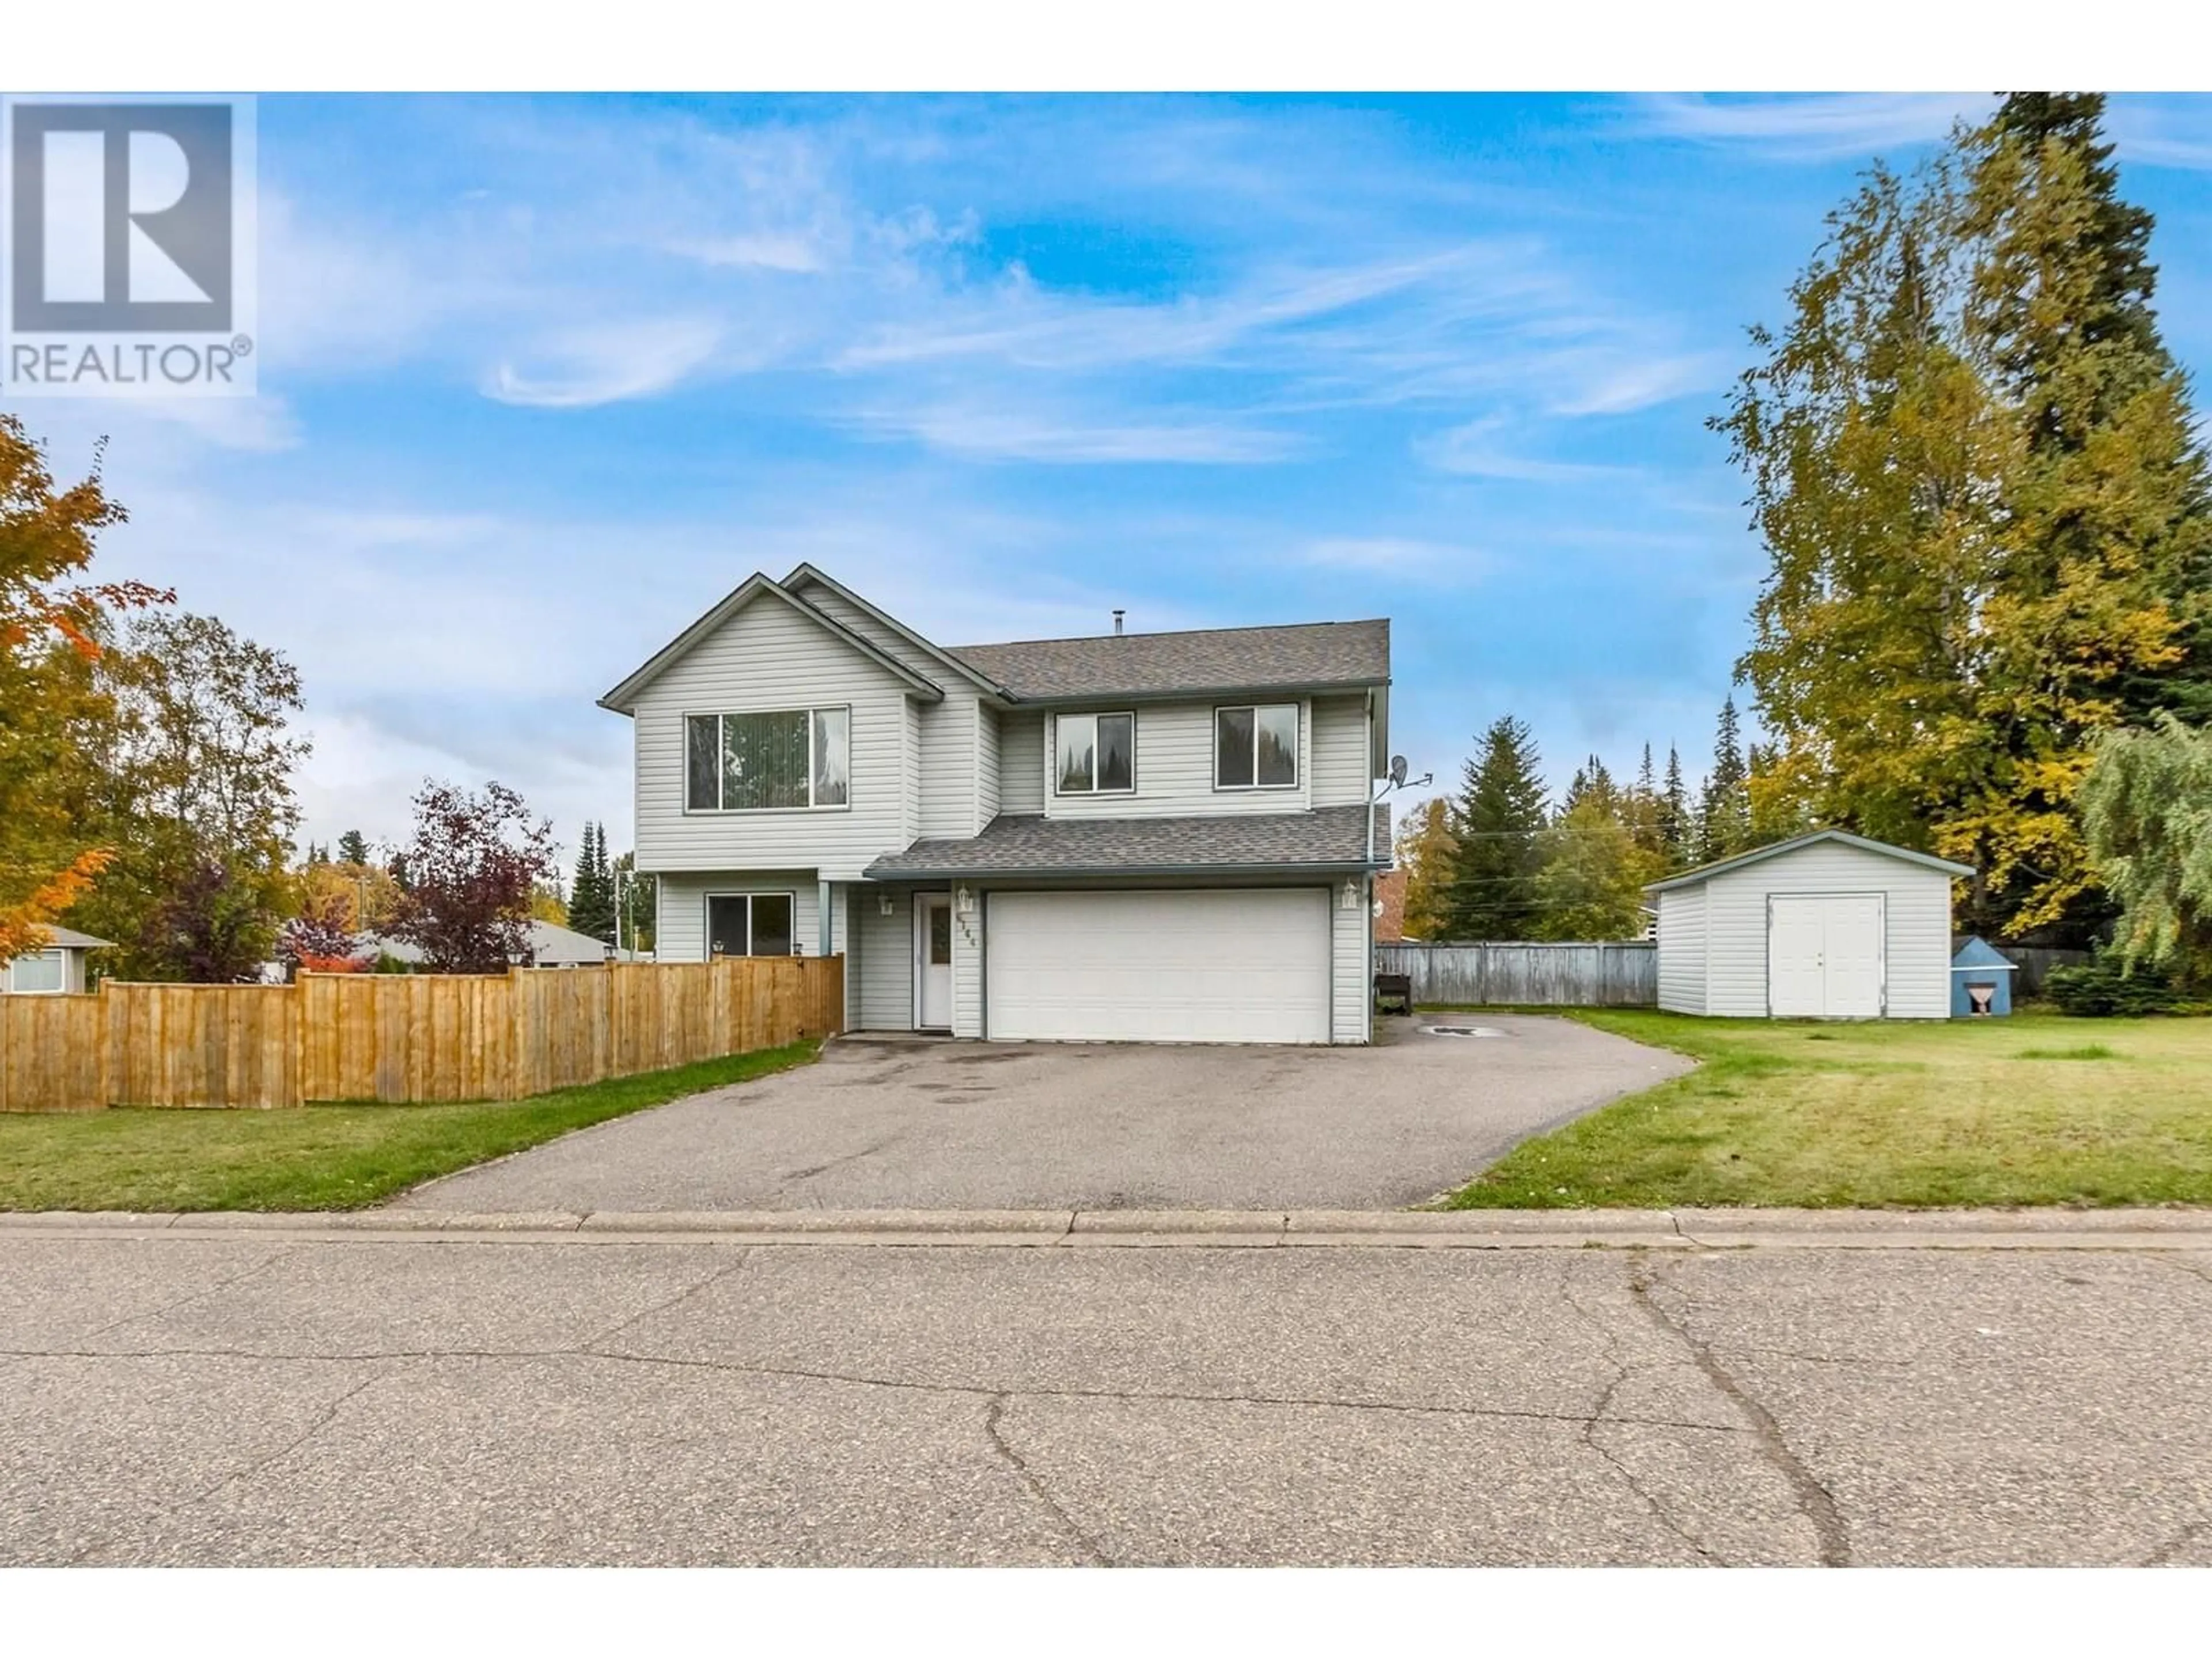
598, 572, 945, 713
1643, 828, 1975, 893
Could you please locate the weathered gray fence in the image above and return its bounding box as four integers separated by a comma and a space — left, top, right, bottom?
1376, 941, 1657, 1007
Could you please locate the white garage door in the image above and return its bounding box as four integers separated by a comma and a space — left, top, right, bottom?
1768, 893, 1885, 1017
986, 888, 1331, 1044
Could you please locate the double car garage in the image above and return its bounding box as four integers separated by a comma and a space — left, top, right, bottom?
984, 887, 1336, 1045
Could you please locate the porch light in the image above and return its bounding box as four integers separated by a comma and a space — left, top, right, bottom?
956, 885, 976, 915
878, 892, 893, 916
1340, 878, 1360, 910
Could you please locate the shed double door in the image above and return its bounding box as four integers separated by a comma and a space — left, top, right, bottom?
1767, 894, 1884, 1018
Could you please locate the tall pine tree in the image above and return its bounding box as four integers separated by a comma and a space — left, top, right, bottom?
567, 821, 617, 944
1438, 716, 1548, 940
1698, 696, 1751, 865
1659, 745, 1691, 869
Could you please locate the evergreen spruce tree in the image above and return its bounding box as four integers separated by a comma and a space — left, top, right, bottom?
568, 821, 618, 944
1438, 716, 1548, 941
1698, 696, 1752, 864
1660, 746, 1691, 868
336, 829, 369, 868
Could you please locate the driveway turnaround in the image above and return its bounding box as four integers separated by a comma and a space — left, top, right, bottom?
395, 1015, 1688, 1213
6, 1218, 2212, 1565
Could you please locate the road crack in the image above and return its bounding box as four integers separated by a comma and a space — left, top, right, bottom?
983, 1393, 1111, 1565
1559, 1262, 1723, 1565
1628, 1262, 1851, 1567
0, 1341, 1756, 1435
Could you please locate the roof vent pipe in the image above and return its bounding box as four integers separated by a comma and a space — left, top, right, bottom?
1112, 609, 1125, 637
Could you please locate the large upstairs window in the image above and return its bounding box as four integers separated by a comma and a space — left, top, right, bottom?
685, 707, 850, 811
1214, 703, 1300, 790
1054, 711, 1135, 794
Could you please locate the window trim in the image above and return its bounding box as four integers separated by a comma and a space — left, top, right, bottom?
682, 704, 853, 814
1213, 702, 1302, 792
702, 890, 801, 958
7, 948, 69, 995
1050, 709, 1138, 797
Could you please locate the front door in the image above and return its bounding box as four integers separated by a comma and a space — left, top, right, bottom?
916, 893, 954, 1030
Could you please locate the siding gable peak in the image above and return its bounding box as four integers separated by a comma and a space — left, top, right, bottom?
600, 572, 945, 714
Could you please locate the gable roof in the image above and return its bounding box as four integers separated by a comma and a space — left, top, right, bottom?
781, 563, 1013, 699
1951, 936, 2019, 971
598, 572, 945, 714
945, 618, 1390, 703
1644, 828, 1975, 893
27, 926, 111, 950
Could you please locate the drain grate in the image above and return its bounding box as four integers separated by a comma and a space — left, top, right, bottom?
1425, 1024, 1504, 1039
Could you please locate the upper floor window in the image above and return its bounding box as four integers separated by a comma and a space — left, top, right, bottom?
1215, 704, 1299, 790
1055, 711, 1135, 794
685, 707, 850, 812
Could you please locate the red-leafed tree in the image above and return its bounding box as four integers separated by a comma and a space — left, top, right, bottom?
387, 780, 556, 974
278, 888, 365, 975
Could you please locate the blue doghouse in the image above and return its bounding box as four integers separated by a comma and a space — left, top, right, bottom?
1950, 937, 2018, 1017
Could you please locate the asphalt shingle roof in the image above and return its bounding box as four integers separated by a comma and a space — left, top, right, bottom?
946, 619, 1389, 701
864, 804, 1391, 880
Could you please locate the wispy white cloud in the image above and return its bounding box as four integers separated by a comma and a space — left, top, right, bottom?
483, 317, 724, 408
2105, 103, 2212, 172
1631, 93, 1990, 158
1415, 416, 1643, 483
851, 402, 1302, 464
1301, 537, 1495, 583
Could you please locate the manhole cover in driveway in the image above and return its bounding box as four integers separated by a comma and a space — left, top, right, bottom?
1425, 1025, 1505, 1038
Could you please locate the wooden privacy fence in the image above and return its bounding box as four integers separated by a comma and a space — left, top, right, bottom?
1375, 941, 1657, 1007
0, 957, 843, 1112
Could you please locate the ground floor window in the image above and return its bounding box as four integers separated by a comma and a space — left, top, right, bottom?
706, 892, 796, 957
7, 949, 67, 994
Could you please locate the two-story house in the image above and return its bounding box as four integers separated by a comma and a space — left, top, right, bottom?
600, 565, 1392, 1044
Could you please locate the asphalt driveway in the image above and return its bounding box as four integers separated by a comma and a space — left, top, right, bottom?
395, 1014, 1688, 1213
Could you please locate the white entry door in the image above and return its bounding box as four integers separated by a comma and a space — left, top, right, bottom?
986, 888, 1331, 1044
1768, 894, 1884, 1018
915, 893, 954, 1030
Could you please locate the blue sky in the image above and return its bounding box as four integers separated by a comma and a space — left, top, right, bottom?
36, 92, 2212, 859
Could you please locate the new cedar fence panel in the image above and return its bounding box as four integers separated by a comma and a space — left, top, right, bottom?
1376, 942, 1657, 1007
1, 994, 107, 1112
0, 956, 843, 1112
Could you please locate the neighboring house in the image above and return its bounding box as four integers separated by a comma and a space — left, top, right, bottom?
1372, 868, 1407, 944
1647, 829, 1975, 1020
3, 926, 111, 995
600, 565, 1392, 1044
360, 921, 638, 969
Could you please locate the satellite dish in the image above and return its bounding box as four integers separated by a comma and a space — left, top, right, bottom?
1388, 754, 1408, 787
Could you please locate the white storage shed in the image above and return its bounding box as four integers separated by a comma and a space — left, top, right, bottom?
1647, 830, 1973, 1020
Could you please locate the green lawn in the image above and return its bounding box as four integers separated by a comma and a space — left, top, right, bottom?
1444, 1011, 2212, 1209
0, 1041, 819, 1213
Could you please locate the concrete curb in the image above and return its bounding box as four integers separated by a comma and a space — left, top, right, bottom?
6, 1206, 2212, 1249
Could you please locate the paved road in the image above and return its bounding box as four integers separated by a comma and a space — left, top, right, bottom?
7, 1226, 2212, 1565
396, 1016, 1687, 1213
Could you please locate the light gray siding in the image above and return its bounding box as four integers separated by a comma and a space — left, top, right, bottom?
976, 704, 1001, 826
999, 711, 1046, 812
1694, 842, 1956, 1018
1309, 694, 1376, 807
1041, 700, 1313, 820
653, 871, 821, 964
630, 595, 915, 881
1331, 877, 1371, 1043
952, 889, 983, 1037
855, 884, 917, 1030
916, 691, 983, 838
1655, 887, 1707, 1014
